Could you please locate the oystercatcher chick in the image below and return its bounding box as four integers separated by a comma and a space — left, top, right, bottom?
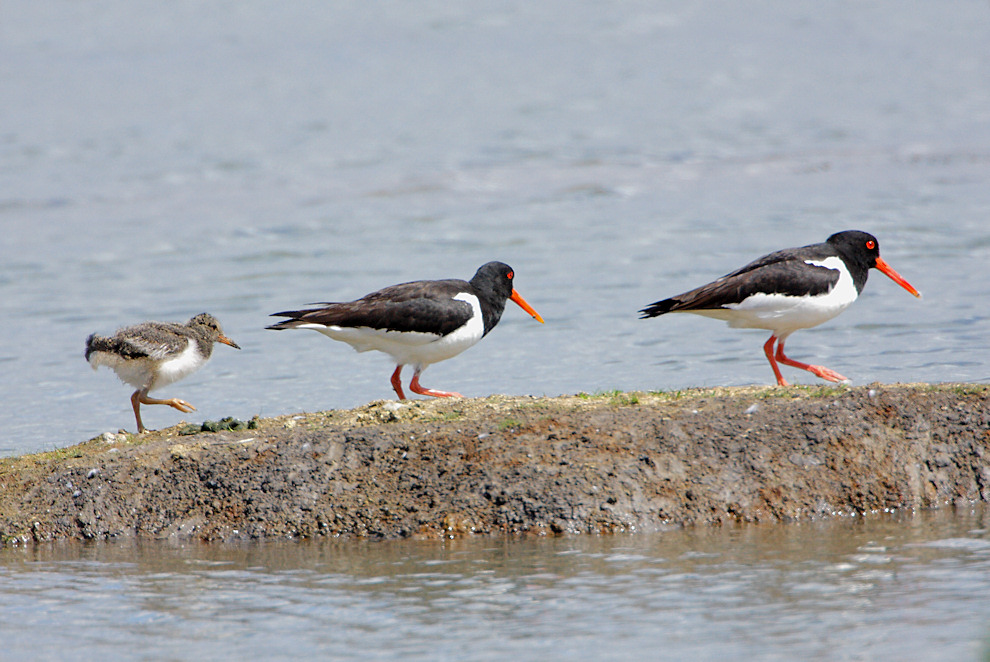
86, 313, 241, 433
640, 230, 921, 386
267, 261, 544, 399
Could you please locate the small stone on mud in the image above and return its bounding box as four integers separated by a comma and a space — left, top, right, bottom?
788, 452, 823, 468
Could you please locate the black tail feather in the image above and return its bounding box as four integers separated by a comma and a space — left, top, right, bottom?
639, 299, 676, 318
266, 317, 303, 331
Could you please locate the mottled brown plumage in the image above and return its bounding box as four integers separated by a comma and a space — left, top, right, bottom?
86, 313, 240, 433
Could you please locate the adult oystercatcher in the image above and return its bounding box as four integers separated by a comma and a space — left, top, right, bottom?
267, 261, 544, 399
86, 313, 241, 433
639, 230, 920, 386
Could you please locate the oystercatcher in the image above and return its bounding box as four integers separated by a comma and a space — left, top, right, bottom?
640, 230, 920, 386
86, 313, 241, 433
267, 261, 544, 399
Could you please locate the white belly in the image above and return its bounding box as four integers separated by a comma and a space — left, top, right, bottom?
694, 257, 859, 335
297, 293, 485, 368
152, 342, 207, 388
89, 342, 205, 391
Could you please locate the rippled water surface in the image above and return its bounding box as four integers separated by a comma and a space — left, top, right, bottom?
2, 3, 990, 659
2, 0, 988, 455
2, 507, 990, 661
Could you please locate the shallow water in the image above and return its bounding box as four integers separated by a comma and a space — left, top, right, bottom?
1, 0, 988, 455
2, 3, 990, 658
2, 507, 989, 661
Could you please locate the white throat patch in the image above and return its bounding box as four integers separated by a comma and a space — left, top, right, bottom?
804, 256, 856, 301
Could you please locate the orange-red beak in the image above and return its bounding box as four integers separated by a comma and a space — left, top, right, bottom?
875, 256, 921, 298
219, 334, 242, 349
510, 289, 544, 323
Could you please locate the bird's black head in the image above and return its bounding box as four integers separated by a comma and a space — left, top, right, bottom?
826, 230, 921, 298
469, 261, 516, 301
826, 230, 881, 270
468, 261, 543, 333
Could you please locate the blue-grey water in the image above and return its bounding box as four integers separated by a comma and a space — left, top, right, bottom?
2, 1, 990, 659
2, 507, 990, 661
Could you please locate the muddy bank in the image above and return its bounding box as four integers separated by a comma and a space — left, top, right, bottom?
1, 384, 988, 545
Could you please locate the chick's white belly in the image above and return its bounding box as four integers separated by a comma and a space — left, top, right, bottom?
88, 343, 204, 391
89, 352, 156, 389
153, 343, 206, 388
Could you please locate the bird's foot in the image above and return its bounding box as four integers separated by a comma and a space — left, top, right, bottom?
165, 398, 197, 413
808, 365, 849, 384
411, 386, 464, 398
408, 373, 463, 398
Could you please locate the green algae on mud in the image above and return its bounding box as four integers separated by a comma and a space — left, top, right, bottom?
1, 383, 989, 546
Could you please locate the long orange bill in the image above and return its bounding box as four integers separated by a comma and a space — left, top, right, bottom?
219, 334, 242, 349
510, 289, 545, 323
875, 256, 921, 298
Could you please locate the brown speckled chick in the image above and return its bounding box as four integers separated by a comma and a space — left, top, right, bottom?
86, 313, 240, 433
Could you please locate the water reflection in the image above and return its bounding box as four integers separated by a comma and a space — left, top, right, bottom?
2, 507, 989, 660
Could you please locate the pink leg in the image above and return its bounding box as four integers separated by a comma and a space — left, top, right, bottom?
763, 336, 789, 386
130, 387, 196, 434
390, 365, 407, 400
775, 337, 849, 384
130, 390, 148, 433
139, 393, 196, 412
408, 369, 463, 398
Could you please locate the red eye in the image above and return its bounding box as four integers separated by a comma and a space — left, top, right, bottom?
866, 240, 875, 250
506, 271, 514, 279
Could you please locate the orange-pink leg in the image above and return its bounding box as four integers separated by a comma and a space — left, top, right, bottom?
409, 369, 463, 398
763, 336, 789, 386
763, 335, 849, 386
776, 338, 849, 383
130, 388, 196, 434
390, 365, 407, 400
